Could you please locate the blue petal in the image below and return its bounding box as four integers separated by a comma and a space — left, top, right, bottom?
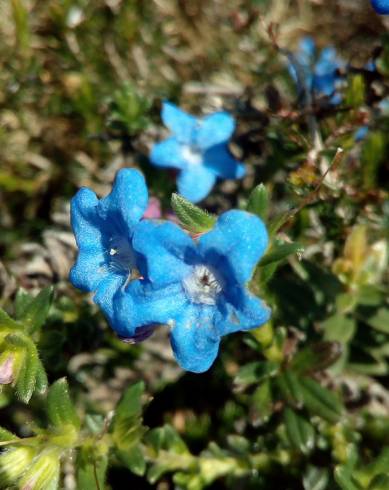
298, 36, 316, 64
93, 273, 126, 323
203, 144, 246, 179
161, 101, 197, 145
98, 168, 148, 236
112, 281, 187, 337
195, 112, 235, 149
198, 210, 268, 284
70, 188, 107, 291
150, 138, 188, 170
169, 303, 220, 373
177, 166, 216, 203
216, 289, 271, 336
132, 220, 197, 288
371, 0, 389, 14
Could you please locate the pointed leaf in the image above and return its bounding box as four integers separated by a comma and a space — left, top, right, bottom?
234, 361, 278, 389
259, 241, 304, 267
171, 193, 216, 233
290, 342, 342, 374
0, 308, 23, 331
368, 474, 389, 490
47, 378, 80, 429
335, 466, 364, 490
20, 287, 54, 334
247, 184, 269, 220
76, 445, 108, 490
299, 377, 343, 423
117, 446, 146, 476
284, 407, 315, 455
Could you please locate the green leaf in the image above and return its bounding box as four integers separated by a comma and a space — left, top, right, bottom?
303, 466, 329, 490
117, 446, 146, 476
258, 241, 303, 267
284, 407, 315, 455
76, 445, 108, 490
14, 288, 34, 320
234, 361, 278, 388
290, 342, 342, 374
0, 308, 23, 331
34, 358, 48, 395
367, 309, 389, 334
299, 377, 343, 423
335, 466, 364, 490
250, 379, 273, 426
171, 193, 216, 233
276, 371, 304, 406
112, 381, 146, 450
47, 378, 80, 430
19, 287, 54, 334
247, 184, 269, 220
9, 335, 39, 403
0, 426, 18, 442
368, 474, 389, 490
322, 314, 356, 343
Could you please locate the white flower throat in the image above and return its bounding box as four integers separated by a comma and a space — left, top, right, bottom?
181, 146, 203, 165
183, 265, 223, 305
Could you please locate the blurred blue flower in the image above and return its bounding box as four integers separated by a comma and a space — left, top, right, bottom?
371, 0, 389, 14
288, 36, 344, 104
150, 102, 246, 203
114, 210, 270, 373
70, 168, 156, 341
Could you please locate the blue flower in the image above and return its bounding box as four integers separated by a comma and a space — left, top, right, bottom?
371, 0, 389, 14
288, 36, 344, 104
114, 210, 270, 373
150, 102, 246, 203
70, 168, 154, 340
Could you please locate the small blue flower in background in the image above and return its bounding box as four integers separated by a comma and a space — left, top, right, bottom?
115, 210, 270, 373
150, 102, 246, 203
371, 0, 389, 14
288, 36, 344, 104
70, 168, 156, 341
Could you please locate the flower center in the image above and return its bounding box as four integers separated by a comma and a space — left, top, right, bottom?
108, 235, 136, 274
182, 265, 222, 305
181, 145, 203, 165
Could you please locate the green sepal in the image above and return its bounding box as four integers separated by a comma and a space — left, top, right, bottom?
171, 193, 216, 233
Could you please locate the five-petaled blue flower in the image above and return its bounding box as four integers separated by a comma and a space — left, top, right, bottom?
70, 168, 157, 342
112, 210, 271, 373
150, 102, 246, 203
371, 0, 389, 14
288, 36, 344, 104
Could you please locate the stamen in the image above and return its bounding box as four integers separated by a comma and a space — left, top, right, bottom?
182, 264, 222, 305
181, 145, 203, 165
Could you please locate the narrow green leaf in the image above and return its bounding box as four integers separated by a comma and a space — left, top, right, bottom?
0, 308, 23, 331
299, 377, 343, 423
34, 358, 48, 395
20, 287, 54, 334
276, 371, 304, 406
117, 446, 146, 476
368, 474, 389, 490
234, 361, 278, 388
47, 378, 80, 429
171, 193, 216, 233
284, 407, 315, 455
0, 426, 18, 442
14, 288, 34, 320
247, 184, 269, 220
322, 314, 356, 343
367, 309, 389, 334
76, 446, 108, 490
335, 466, 364, 490
290, 342, 342, 374
303, 466, 329, 490
112, 382, 146, 450
14, 338, 39, 404
250, 379, 273, 426
259, 241, 304, 267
